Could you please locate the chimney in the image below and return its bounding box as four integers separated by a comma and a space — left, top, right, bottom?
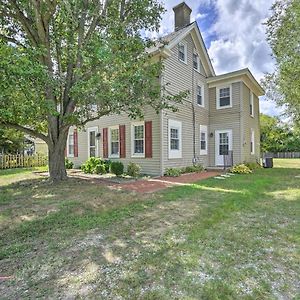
173, 2, 192, 31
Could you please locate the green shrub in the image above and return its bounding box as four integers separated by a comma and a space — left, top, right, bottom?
81, 157, 105, 174
65, 158, 73, 169
103, 160, 112, 173
182, 164, 204, 173
127, 162, 141, 177
244, 162, 262, 170
164, 167, 182, 177
230, 164, 252, 174
110, 161, 124, 176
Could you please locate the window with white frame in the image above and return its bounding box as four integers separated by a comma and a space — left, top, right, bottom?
132, 122, 144, 156
168, 119, 182, 159
68, 133, 74, 157
193, 52, 200, 72
197, 85, 204, 107
178, 43, 187, 64
109, 127, 119, 157
200, 125, 208, 155
250, 128, 255, 154
88, 127, 98, 157
250, 92, 254, 117
217, 86, 232, 109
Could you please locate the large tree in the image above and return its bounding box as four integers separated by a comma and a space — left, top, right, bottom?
263, 0, 300, 124
0, 0, 184, 181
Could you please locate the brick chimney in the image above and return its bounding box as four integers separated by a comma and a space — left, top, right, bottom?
173, 2, 192, 31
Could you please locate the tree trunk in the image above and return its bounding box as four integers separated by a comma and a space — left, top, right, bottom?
48, 139, 68, 182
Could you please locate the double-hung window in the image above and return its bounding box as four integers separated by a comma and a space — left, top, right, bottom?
88, 127, 98, 157
197, 85, 204, 107
168, 119, 182, 159
178, 43, 187, 64
193, 53, 200, 72
200, 125, 208, 155
67, 133, 74, 157
250, 128, 255, 154
132, 122, 144, 156
109, 127, 119, 157
217, 86, 232, 109
250, 92, 254, 117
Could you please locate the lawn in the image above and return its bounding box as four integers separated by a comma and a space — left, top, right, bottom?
273, 158, 300, 168
0, 162, 299, 299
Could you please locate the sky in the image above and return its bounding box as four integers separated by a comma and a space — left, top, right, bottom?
157, 0, 283, 117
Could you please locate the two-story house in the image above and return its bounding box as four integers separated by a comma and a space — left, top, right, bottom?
66, 2, 264, 175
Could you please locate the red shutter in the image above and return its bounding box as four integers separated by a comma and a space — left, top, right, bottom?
74, 128, 78, 157
119, 125, 126, 158
145, 121, 152, 158
103, 128, 108, 158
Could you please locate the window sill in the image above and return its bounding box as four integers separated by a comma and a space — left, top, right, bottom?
193, 68, 201, 73
216, 104, 232, 110
131, 153, 145, 158
67, 154, 74, 158
200, 151, 208, 156
178, 59, 188, 65
197, 103, 205, 108
109, 154, 120, 159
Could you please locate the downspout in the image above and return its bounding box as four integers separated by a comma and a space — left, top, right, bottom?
192, 61, 196, 165
160, 56, 165, 176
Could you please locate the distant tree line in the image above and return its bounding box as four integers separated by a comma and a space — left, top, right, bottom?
260, 114, 300, 153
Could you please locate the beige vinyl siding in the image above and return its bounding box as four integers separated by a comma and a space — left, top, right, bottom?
162, 33, 209, 171
208, 82, 242, 166
68, 107, 161, 175
241, 83, 261, 163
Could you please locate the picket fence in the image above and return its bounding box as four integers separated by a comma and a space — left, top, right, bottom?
263, 152, 300, 158
0, 154, 47, 169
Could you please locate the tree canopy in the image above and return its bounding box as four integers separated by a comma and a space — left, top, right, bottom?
263, 0, 300, 124
0, 0, 186, 180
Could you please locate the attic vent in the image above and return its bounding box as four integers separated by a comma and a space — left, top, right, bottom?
173, 2, 192, 31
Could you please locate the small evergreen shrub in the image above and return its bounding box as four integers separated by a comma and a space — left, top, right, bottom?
230, 164, 252, 174
110, 161, 124, 176
127, 162, 141, 177
103, 160, 112, 173
244, 162, 262, 170
81, 157, 106, 174
164, 168, 182, 177
65, 158, 74, 169
182, 164, 204, 173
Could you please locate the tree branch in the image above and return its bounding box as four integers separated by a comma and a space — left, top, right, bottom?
0, 122, 49, 143
0, 34, 27, 48
80, 110, 111, 126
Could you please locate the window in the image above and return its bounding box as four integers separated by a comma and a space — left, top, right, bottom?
197, 85, 204, 107
67, 133, 74, 157
193, 53, 200, 72
178, 43, 187, 64
168, 119, 182, 159
109, 127, 119, 157
132, 122, 144, 156
250, 92, 254, 117
200, 125, 208, 155
88, 127, 98, 157
251, 129, 255, 154
217, 85, 232, 109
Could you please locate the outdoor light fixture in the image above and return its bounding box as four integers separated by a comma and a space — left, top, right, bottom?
96, 132, 101, 139
210, 132, 214, 138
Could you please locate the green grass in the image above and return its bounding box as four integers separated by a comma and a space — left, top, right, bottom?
0, 163, 299, 299
273, 158, 300, 168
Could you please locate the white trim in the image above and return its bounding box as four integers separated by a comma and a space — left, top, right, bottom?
108, 125, 120, 159
131, 121, 145, 158
216, 85, 232, 109
215, 129, 233, 166
196, 83, 205, 107
250, 91, 254, 117
168, 119, 182, 159
67, 132, 74, 158
251, 128, 255, 155
178, 42, 187, 64
87, 126, 98, 158
200, 125, 208, 155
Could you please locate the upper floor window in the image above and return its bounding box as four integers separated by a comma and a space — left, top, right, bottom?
67, 133, 74, 157
178, 43, 187, 64
200, 125, 208, 155
217, 85, 232, 109
131, 122, 144, 156
193, 53, 200, 72
250, 92, 254, 117
197, 85, 204, 107
251, 128, 255, 154
109, 127, 119, 157
168, 119, 182, 159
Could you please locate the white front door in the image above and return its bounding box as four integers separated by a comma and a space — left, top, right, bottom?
215, 130, 232, 166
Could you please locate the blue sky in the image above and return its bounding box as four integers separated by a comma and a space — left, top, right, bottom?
157, 0, 283, 117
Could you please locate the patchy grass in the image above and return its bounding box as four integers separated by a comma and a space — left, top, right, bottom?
273, 158, 300, 169
0, 165, 299, 299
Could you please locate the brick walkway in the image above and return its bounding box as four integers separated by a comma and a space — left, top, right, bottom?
116, 171, 221, 193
